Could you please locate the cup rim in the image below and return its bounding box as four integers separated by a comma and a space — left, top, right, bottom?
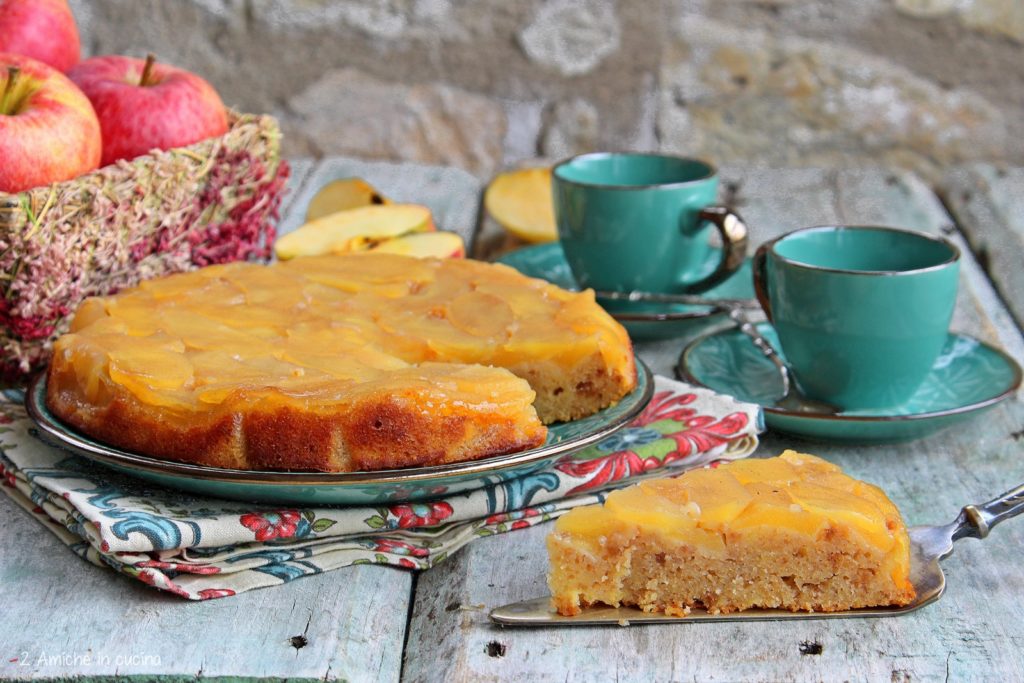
551, 152, 717, 191
763, 225, 961, 276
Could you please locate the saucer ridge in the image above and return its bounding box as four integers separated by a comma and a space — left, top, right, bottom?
678, 322, 1021, 443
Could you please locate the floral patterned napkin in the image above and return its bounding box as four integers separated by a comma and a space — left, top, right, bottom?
0, 376, 762, 600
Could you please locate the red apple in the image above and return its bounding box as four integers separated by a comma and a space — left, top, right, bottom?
68, 54, 229, 167
0, 0, 80, 73
0, 53, 100, 193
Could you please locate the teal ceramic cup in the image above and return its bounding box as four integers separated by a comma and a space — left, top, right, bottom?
753, 226, 961, 410
552, 153, 748, 294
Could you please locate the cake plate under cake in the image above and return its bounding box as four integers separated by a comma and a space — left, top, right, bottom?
26, 360, 653, 506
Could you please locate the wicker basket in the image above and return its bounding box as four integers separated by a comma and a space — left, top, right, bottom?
0, 111, 290, 383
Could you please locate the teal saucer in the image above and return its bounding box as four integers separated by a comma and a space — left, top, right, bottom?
678, 323, 1021, 443
496, 243, 754, 341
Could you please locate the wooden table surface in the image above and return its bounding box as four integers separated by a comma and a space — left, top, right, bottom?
1, 158, 1022, 683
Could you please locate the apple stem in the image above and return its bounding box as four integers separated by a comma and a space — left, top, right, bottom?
139, 53, 157, 87
1, 66, 20, 115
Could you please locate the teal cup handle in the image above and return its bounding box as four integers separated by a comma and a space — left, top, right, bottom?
751, 226, 961, 411
552, 153, 748, 295
687, 206, 749, 293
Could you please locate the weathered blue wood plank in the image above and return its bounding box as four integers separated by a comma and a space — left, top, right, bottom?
943, 165, 1024, 330
0, 492, 410, 681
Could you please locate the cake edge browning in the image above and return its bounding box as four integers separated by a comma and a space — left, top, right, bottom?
45, 366, 548, 473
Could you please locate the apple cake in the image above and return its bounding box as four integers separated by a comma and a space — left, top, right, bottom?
548, 451, 916, 616
46, 254, 636, 472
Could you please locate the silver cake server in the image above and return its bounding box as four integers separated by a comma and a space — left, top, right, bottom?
490, 482, 1024, 626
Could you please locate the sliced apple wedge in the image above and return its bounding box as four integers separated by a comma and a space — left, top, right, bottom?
368, 231, 466, 259
305, 177, 390, 222
275, 204, 435, 261
484, 167, 557, 243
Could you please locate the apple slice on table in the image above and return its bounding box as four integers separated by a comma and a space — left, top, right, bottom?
275, 204, 435, 260
305, 178, 390, 221
484, 167, 557, 243
367, 232, 465, 259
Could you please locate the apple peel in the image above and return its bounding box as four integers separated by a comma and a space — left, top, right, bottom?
367, 231, 466, 259
484, 167, 557, 244
275, 204, 436, 261
306, 177, 390, 222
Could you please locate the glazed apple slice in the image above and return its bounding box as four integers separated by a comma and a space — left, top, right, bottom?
275, 204, 435, 260
367, 231, 466, 259
305, 177, 390, 222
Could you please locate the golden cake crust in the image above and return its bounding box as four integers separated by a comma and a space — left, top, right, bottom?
46, 384, 542, 472
46, 254, 636, 472
547, 451, 916, 616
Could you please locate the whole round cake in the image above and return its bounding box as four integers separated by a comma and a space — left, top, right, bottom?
46, 254, 636, 472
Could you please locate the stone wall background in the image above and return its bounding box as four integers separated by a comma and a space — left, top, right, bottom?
67, 0, 1023, 180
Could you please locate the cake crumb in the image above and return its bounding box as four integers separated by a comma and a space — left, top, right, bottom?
545, 451, 917, 617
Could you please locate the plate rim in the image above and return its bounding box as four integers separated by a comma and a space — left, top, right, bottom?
496, 242, 749, 323
676, 324, 1022, 424
26, 360, 653, 487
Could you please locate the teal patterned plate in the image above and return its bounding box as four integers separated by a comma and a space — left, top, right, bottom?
25, 360, 653, 506
678, 323, 1021, 443
496, 243, 754, 340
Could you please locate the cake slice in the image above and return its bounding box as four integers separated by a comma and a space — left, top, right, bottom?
547, 451, 916, 616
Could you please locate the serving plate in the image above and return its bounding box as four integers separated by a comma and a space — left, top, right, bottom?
26, 360, 653, 506
496, 243, 754, 341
